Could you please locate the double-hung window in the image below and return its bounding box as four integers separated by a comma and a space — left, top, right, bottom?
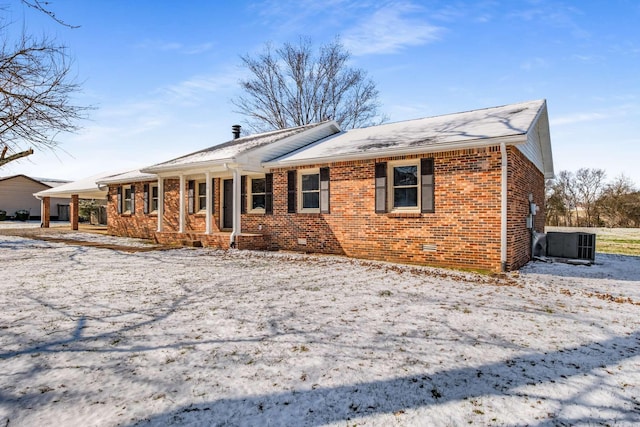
250, 177, 266, 212
150, 184, 159, 213
123, 185, 132, 214
300, 170, 320, 212
375, 159, 434, 213
393, 164, 419, 209
197, 181, 206, 212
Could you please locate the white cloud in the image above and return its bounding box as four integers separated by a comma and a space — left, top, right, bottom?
159, 69, 240, 105
135, 39, 215, 55
551, 112, 608, 126
551, 103, 638, 126
343, 3, 442, 55
520, 57, 549, 70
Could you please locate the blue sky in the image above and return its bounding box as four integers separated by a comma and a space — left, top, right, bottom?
2, 0, 639, 185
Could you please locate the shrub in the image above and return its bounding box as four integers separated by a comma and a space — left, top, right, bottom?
15, 209, 29, 221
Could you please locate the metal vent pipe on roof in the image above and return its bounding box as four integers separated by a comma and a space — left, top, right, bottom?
232, 125, 241, 139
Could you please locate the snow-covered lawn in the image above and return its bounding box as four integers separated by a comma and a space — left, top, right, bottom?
1, 233, 639, 426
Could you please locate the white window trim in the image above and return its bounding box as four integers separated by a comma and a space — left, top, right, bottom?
150, 183, 159, 214
123, 184, 132, 215
248, 174, 266, 214
388, 159, 421, 212
298, 168, 320, 213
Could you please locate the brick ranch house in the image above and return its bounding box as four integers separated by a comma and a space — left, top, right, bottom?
85, 99, 553, 272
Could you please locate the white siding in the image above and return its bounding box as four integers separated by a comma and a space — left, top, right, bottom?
517, 106, 554, 178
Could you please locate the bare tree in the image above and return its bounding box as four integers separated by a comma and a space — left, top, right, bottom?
596, 175, 639, 227
233, 37, 385, 133
574, 168, 606, 226
0, 3, 86, 167
545, 170, 579, 226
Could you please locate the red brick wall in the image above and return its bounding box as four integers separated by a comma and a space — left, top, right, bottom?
107, 179, 222, 239
506, 147, 546, 270
107, 181, 158, 239
243, 148, 505, 271
107, 147, 544, 272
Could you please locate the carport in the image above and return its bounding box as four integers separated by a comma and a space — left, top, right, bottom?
33, 172, 110, 230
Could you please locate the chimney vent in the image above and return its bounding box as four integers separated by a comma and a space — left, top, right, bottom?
232, 125, 241, 139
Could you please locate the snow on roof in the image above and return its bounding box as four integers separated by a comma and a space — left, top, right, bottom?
36, 178, 71, 188
95, 169, 157, 185
0, 174, 68, 188
33, 171, 122, 199
143, 122, 329, 173
268, 100, 547, 166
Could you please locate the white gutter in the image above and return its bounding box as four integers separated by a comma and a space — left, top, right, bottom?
263, 134, 527, 169
500, 142, 508, 272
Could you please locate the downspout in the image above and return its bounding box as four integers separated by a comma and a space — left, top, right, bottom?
500, 142, 508, 272
230, 167, 242, 248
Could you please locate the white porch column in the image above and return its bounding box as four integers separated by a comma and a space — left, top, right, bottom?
179, 174, 186, 233
230, 168, 242, 246
205, 171, 212, 234
157, 177, 164, 232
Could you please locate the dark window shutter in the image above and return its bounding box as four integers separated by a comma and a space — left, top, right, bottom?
241, 175, 247, 214
265, 173, 273, 215
375, 162, 387, 213
131, 184, 136, 213
287, 170, 297, 213
421, 158, 435, 213
117, 186, 122, 214
211, 178, 215, 212
143, 184, 149, 214
320, 167, 330, 214
188, 180, 195, 214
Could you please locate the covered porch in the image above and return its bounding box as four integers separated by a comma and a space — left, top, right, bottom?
33, 172, 110, 231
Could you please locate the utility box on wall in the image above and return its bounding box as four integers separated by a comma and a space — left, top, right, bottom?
546, 232, 596, 261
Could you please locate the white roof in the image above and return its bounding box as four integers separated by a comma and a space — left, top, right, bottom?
142, 121, 340, 174
95, 170, 157, 185
33, 171, 118, 199
267, 100, 550, 169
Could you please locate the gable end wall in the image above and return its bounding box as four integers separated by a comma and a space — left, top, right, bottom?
506, 146, 546, 270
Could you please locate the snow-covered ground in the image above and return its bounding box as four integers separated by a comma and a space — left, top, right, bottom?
1, 233, 639, 426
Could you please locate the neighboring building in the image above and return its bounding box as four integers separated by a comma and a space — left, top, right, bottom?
93, 99, 552, 272
0, 175, 69, 219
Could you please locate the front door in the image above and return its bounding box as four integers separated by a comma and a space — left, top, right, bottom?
222, 179, 233, 229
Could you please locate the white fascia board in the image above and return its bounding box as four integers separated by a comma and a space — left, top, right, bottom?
142, 159, 236, 176
96, 175, 158, 186
34, 189, 107, 199
263, 135, 527, 168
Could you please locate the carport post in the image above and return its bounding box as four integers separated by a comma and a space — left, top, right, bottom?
41, 197, 50, 228
70, 194, 79, 230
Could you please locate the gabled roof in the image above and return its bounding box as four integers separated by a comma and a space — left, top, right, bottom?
142, 121, 341, 174
0, 174, 52, 188
265, 99, 553, 177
